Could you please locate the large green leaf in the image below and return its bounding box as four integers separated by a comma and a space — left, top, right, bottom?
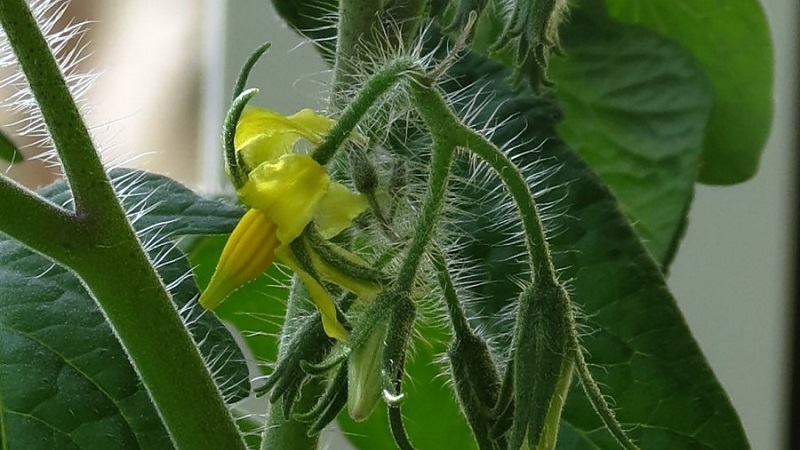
603, 0, 773, 185
549, 1, 712, 266
0, 168, 250, 449
443, 50, 747, 448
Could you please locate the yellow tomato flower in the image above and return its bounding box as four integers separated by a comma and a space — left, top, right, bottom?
199, 106, 370, 341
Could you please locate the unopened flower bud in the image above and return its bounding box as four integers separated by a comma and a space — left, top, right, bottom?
347, 322, 387, 421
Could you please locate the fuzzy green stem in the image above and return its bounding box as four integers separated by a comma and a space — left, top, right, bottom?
430, 246, 472, 339
0, 0, 112, 215
261, 280, 322, 450
0, 175, 86, 265
571, 336, 639, 450
331, 0, 384, 107
454, 128, 556, 283
0, 2, 245, 449
314, 58, 415, 166
394, 136, 454, 292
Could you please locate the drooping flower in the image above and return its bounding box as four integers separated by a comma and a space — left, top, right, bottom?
199, 105, 374, 341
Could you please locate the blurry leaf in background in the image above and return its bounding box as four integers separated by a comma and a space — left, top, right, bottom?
0, 128, 23, 163
0, 169, 249, 449
604, 0, 774, 185
550, 0, 713, 267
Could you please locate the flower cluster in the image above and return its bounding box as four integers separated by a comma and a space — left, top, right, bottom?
199, 105, 375, 341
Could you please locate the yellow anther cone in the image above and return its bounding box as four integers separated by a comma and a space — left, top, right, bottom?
199, 208, 279, 309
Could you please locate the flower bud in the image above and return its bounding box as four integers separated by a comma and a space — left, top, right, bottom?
347, 322, 388, 421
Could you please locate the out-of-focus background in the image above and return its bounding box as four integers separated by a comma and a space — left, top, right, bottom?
0, 1, 795, 449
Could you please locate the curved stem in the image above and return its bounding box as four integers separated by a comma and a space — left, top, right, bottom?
389, 406, 417, 450
454, 127, 556, 283
314, 58, 415, 166
570, 336, 639, 450
430, 246, 472, 339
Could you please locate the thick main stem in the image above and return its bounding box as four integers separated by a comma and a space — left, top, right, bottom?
331, 0, 383, 108
0, 2, 245, 448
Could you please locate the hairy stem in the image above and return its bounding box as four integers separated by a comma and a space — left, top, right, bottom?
393, 129, 454, 293
0, 0, 111, 215
331, 0, 384, 108
314, 57, 415, 166
454, 127, 556, 283
261, 280, 322, 450
0, 2, 245, 448
0, 175, 86, 265
571, 336, 639, 450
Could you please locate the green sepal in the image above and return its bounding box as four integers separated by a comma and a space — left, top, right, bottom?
255, 311, 335, 399
232, 42, 271, 100
294, 362, 348, 424
448, 332, 504, 450
223, 88, 259, 188
508, 282, 569, 450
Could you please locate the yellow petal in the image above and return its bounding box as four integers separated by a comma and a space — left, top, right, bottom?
199, 209, 279, 309
286, 108, 336, 141
235, 106, 335, 168
236, 132, 298, 171
276, 247, 349, 341
238, 154, 330, 245
314, 182, 369, 239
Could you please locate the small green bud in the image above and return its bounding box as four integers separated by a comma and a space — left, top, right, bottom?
508, 281, 569, 450
347, 321, 388, 421
349, 146, 379, 194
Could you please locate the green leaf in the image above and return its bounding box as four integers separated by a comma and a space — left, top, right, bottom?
603, 0, 773, 185
443, 48, 748, 448
549, 1, 712, 266
0, 129, 23, 163
0, 168, 250, 449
